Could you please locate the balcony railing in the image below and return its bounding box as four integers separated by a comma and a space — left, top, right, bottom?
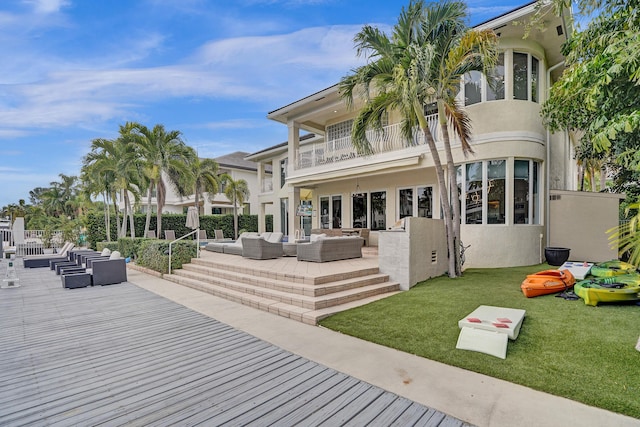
295, 115, 441, 170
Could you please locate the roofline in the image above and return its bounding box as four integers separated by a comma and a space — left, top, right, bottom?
245, 133, 318, 161
473, 0, 538, 29
267, 84, 339, 119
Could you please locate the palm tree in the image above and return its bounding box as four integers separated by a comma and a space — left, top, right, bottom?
223, 176, 250, 239
339, 0, 496, 277
422, 1, 497, 275
188, 156, 222, 211
132, 123, 193, 238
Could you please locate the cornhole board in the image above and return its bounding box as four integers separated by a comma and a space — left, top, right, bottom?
456, 327, 509, 359
558, 261, 594, 280
456, 305, 526, 359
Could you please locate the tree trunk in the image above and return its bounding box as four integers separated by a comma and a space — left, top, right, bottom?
120, 190, 128, 238
144, 183, 153, 238
127, 192, 135, 238
233, 195, 239, 240
438, 107, 462, 277
422, 127, 456, 278
156, 180, 166, 238
103, 192, 111, 242
599, 166, 606, 191
112, 192, 121, 241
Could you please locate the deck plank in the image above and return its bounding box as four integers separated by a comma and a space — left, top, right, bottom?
0, 260, 471, 426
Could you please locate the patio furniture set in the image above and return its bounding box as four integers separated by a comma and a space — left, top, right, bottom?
23, 245, 127, 289
204, 231, 365, 262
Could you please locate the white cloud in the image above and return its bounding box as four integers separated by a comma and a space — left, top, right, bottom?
23, 0, 71, 14
0, 24, 366, 133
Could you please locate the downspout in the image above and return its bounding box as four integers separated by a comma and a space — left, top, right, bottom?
546, 60, 565, 250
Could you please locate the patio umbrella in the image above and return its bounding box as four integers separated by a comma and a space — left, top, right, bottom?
186, 206, 200, 230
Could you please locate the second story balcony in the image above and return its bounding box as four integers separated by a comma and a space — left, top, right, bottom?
295, 115, 442, 170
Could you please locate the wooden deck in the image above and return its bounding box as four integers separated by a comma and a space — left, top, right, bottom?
0, 259, 471, 426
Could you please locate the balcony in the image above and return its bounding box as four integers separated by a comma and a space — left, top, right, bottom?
295, 115, 441, 170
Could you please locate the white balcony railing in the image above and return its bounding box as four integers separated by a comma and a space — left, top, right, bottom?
295, 115, 442, 170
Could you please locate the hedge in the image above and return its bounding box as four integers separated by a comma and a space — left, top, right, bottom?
86, 213, 272, 249
135, 240, 197, 274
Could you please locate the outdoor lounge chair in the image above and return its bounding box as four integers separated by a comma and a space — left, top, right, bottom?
146, 231, 157, 238
296, 236, 364, 262
164, 230, 176, 240
204, 232, 259, 254
90, 257, 127, 286
241, 236, 283, 260
24, 242, 75, 268
213, 229, 232, 242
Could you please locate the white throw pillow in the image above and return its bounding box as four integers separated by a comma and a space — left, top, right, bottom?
101, 248, 111, 256
109, 251, 121, 260
310, 233, 326, 242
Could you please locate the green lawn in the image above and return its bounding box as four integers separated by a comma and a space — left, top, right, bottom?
319, 264, 640, 419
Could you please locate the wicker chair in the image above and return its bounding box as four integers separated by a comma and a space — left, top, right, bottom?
241, 237, 283, 260
296, 237, 364, 262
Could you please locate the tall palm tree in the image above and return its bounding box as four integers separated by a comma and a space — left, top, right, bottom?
339, 0, 496, 277
133, 123, 193, 238
223, 176, 250, 239
188, 156, 222, 211
422, 1, 497, 275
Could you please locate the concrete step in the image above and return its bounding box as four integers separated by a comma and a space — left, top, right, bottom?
180, 263, 391, 297
162, 274, 401, 325
190, 257, 380, 285
167, 269, 400, 310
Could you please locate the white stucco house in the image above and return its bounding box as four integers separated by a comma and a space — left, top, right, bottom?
246, 2, 582, 268
134, 151, 272, 217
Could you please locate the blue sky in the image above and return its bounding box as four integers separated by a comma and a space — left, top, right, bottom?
0, 0, 521, 208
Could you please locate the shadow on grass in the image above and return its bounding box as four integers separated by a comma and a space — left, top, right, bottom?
320, 264, 640, 419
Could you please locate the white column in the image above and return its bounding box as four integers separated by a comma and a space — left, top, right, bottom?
259, 203, 266, 233
288, 187, 301, 240
287, 121, 300, 175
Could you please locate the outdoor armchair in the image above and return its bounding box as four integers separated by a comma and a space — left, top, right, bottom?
90, 257, 127, 286
241, 236, 283, 260
24, 242, 75, 268
164, 230, 176, 240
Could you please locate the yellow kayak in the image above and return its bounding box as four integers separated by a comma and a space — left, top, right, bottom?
574, 275, 640, 306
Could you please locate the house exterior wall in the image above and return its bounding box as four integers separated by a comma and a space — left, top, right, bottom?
248, 3, 599, 268
549, 190, 623, 262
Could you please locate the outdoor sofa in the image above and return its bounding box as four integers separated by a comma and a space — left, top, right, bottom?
241, 236, 283, 259
296, 236, 364, 262
205, 232, 284, 256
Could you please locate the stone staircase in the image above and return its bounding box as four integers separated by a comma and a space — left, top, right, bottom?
163, 257, 401, 325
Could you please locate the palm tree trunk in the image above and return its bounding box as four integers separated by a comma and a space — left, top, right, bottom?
128, 195, 136, 238
422, 127, 456, 278
233, 196, 239, 240
112, 191, 121, 241
156, 181, 166, 237
439, 116, 462, 277
599, 166, 606, 191
144, 183, 153, 238
103, 191, 111, 242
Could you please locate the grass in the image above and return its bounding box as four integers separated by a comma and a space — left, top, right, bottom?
319, 264, 640, 419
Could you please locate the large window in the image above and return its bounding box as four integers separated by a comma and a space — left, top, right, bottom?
465, 162, 483, 224
514, 52, 540, 102
463, 51, 540, 104
370, 191, 386, 231
459, 159, 540, 225
280, 158, 287, 188
487, 160, 506, 224
280, 198, 288, 236
486, 53, 505, 101
332, 195, 342, 228
399, 186, 433, 219
327, 119, 354, 141
514, 160, 540, 225
352, 192, 367, 228
320, 196, 330, 229
464, 71, 482, 106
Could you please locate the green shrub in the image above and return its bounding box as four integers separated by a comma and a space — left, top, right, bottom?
136, 240, 197, 274
117, 237, 158, 259
86, 212, 271, 248
96, 241, 119, 252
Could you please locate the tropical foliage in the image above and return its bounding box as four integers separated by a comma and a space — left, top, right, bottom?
339, 0, 497, 276
541, 0, 640, 257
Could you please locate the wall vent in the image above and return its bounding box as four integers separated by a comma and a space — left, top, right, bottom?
550, 194, 561, 201
431, 251, 437, 264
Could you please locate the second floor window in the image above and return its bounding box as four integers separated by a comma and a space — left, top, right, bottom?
327, 119, 354, 142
